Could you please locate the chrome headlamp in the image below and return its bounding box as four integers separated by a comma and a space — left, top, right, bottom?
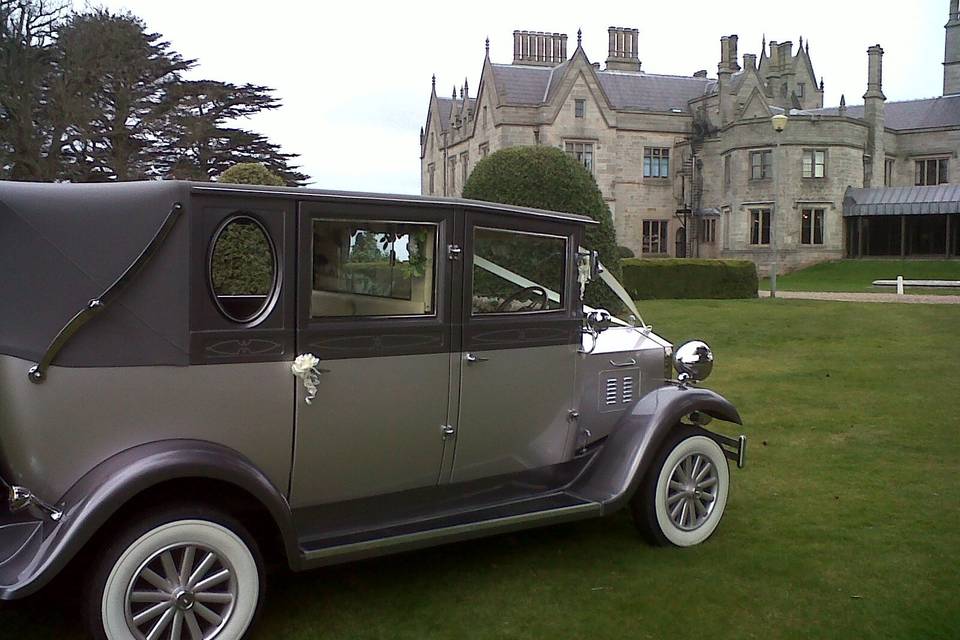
673, 340, 714, 384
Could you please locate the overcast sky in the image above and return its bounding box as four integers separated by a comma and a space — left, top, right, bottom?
90, 0, 949, 193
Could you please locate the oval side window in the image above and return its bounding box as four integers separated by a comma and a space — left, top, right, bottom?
209, 215, 277, 324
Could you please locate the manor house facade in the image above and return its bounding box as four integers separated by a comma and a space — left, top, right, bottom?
420, 1, 960, 272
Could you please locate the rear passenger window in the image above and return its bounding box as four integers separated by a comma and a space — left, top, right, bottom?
310, 220, 437, 318
209, 215, 278, 323
472, 227, 566, 314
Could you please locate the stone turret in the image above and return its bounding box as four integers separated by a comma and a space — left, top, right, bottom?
863, 45, 886, 187
945, 0, 960, 94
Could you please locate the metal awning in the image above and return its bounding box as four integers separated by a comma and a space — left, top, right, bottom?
692, 207, 721, 217
843, 184, 960, 217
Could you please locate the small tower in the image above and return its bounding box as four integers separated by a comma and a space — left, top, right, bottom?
945, 0, 960, 95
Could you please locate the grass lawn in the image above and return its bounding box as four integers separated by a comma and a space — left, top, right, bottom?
2, 299, 958, 639
760, 259, 960, 295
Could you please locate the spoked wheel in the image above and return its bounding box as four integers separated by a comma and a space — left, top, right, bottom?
631, 425, 730, 547
88, 506, 264, 640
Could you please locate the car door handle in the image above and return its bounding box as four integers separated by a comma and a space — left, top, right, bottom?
609, 357, 637, 367
465, 353, 489, 363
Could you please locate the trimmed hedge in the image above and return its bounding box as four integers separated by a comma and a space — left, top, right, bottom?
621, 258, 758, 300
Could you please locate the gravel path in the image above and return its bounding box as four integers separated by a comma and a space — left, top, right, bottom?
759, 290, 960, 304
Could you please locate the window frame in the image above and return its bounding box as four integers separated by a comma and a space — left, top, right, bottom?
802, 149, 826, 179
800, 208, 825, 245
564, 140, 595, 174
574, 98, 585, 118
749, 208, 771, 245
307, 218, 441, 319
643, 147, 670, 179
642, 219, 670, 254
915, 157, 949, 186
750, 150, 772, 180
460, 151, 469, 185
469, 225, 569, 317
207, 213, 281, 326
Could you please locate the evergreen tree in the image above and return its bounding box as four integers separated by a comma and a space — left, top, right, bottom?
158, 80, 307, 185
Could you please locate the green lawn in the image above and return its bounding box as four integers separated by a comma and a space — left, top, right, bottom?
761, 259, 960, 294
2, 299, 958, 639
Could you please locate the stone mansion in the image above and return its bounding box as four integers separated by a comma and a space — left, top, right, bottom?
420, 2, 960, 272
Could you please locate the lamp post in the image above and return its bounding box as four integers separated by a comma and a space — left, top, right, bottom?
770, 113, 788, 298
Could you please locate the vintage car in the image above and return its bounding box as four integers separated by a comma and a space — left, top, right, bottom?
0, 180, 745, 639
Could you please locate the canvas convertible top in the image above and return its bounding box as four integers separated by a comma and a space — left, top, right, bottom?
0, 181, 193, 368
0, 180, 596, 370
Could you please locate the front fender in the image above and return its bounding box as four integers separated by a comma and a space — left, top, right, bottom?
570, 384, 742, 514
0, 439, 296, 600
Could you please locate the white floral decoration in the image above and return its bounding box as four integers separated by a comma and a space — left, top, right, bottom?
291, 353, 322, 404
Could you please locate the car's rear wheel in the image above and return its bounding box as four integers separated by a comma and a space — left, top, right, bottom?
631, 425, 730, 547
86, 505, 264, 640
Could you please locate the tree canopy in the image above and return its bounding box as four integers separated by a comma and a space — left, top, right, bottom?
218, 162, 285, 186
462, 145, 623, 311
0, 1, 306, 184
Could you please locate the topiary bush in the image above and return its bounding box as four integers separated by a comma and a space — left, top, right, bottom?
462, 145, 622, 311
617, 245, 635, 259
218, 162, 285, 186
621, 258, 758, 299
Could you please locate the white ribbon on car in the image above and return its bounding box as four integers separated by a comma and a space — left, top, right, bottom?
291, 353, 322, 404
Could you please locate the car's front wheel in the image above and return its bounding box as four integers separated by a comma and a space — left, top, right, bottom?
631, 425, 730, 547
86, 505, 264, 640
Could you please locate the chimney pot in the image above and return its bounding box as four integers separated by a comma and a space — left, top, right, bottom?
606, 26, 642, 72
512, 29, 569, 66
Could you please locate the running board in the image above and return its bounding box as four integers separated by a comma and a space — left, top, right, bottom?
299, 493, 601, 569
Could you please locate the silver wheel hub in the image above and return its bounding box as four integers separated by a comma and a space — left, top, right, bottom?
665, 452, 720, 531
124, 543, 237, 640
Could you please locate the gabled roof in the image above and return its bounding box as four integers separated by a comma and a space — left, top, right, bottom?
811, 95, 960, 131
490, 62, 713, 113
843, 184, 960, 216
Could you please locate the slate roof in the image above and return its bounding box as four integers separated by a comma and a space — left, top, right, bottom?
595, 71, 714, 111
843, 184, 960, 216
811, 94, 960, 131
489, 63, 713, 112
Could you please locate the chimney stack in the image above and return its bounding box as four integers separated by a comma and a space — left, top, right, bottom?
512, 30, 568, 67
743, 53, 757, 71
863, 45, 886, 187
864, 44, 885, 100
606, 27, 641, 72
717, 35, 739, 126
945, 0, 960, 94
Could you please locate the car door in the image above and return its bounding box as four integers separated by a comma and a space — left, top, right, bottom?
289, 200, 454, 508
449, 210, 581, 484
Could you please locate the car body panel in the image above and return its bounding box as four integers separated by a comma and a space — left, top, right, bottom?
289, 351, 450, 507
0, 354, 294, 505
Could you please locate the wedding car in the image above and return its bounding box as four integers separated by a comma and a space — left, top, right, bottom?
0, 180, 745, 639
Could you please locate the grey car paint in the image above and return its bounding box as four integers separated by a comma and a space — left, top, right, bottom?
451, 343, 578, 483
0, 354, 293, 504
0, 181, 746, 606
0, 439, 295, 600
290, 352, 450, 508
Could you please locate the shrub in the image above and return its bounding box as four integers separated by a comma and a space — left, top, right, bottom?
462, 145, 621, 310
218, 162, 285, 186
617, 245, 635, 259
621, 258, 758, 299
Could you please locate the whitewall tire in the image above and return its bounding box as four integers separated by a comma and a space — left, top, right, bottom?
632, 426, 730, 547
88, 508, 263, 640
